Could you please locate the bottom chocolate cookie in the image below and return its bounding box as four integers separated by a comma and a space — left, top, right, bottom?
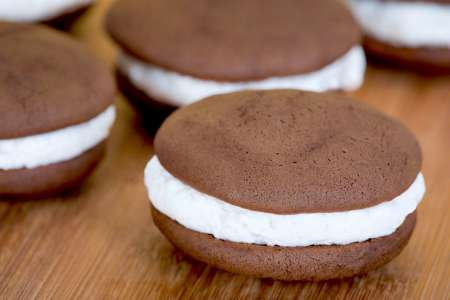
152, 207, 416, 281
364, 36, 450, 73
0, 143, 105, 198
116, 70, 175, 134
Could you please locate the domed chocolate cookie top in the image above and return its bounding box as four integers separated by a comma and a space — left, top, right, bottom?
155, 90, 422, 214
106, 0, 361, 81
0, 22, 114, 139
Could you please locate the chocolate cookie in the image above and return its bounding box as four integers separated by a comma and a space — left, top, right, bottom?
107, 0, 365, 114
349, 0, 450, 72
0, 144, 105, 197
145, 90, 425, 280
0, 22, 116, 198
152, 208, 417, 281
364, 36, 450, 72
155, 90, 422, 213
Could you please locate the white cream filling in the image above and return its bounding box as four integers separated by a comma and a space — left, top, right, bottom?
145, 157, 425, 247
0, 0, 94, 22
348, 0, 450, 48
0, 105, 115, 170
118, 46, 366, 107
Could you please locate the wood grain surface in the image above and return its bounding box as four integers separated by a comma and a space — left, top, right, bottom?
0, 1, 449, 299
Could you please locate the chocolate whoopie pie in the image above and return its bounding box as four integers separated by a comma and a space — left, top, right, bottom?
144, 90, 426, 281
0, 0, 94, 28
349, 0, 450, 72
107, 0, 366, 117
0, 22, 115, 198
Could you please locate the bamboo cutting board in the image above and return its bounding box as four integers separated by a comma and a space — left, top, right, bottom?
0, 1, 448, 299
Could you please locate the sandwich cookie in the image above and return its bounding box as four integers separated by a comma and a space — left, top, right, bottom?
106, 0, 366, 114
145, 90, 425, 281
348, 0, 450, 71
0, 22, 115, 197
0, 0, 95, 28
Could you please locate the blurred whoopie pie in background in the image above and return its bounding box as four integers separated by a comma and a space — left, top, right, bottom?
348, 0, 450, 72
0, 22, 116, 198
0, 0, 95, 29
145, 89, 425, 281
106, 0, 366, 123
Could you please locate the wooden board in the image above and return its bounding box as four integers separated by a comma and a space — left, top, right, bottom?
0, 1, 449, 299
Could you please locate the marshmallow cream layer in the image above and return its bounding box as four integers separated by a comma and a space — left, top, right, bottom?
349, 0, 450, 48
118, 46, 366, 107
0, 0, 94, 22
0, 105, 115, 170
145, 157, 425, 247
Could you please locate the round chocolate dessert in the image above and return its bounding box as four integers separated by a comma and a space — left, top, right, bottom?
144, 90, 425, 280
0, 22, 116, 197
106, 0, 365, 116
349, 0, 450, 72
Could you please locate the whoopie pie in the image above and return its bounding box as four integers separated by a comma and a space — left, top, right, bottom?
106, 0, 366, 113
0, 0, 95, 28
0, 22, 115, 197
349, 0, 450, 71
145, 89, 425, 281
